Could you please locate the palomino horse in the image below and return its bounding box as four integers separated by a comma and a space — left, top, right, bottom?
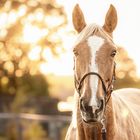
65, 4, 140, 140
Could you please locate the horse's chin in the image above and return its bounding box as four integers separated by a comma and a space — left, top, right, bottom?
82, 118, 102, 127
82, 115, 96, 123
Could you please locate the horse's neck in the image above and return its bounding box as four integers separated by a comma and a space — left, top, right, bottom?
73, 93, 115, 140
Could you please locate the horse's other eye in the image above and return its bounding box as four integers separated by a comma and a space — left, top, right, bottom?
111, 50, 117, 57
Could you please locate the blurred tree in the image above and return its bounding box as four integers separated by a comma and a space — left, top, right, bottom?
0, 0, 66, 115
115, 47, 140, 89
10, 74, 50, 113
0, 1, 66, 139
0, 0, 67, 96
6, 120, 48, 140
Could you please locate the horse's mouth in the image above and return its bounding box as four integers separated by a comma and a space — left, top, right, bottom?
83, 117, 98, 123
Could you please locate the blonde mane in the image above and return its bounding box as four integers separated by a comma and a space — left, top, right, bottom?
112, 88, 140, 139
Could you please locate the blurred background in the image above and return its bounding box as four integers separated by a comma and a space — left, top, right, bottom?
0, 0, 140, 140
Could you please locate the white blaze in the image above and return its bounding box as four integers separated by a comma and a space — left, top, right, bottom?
87, 36, 104, 107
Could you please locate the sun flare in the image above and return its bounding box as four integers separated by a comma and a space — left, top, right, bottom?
23, 24, 48, 43
28, 46, 41, 61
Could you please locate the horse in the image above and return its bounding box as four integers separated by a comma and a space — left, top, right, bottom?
65, 4, 140, 140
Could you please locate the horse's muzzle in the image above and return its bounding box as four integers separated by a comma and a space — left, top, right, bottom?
80, 99, 104, 123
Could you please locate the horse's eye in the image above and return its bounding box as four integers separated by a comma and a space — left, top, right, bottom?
111, 50, 117, 57
73, 50, 79, 56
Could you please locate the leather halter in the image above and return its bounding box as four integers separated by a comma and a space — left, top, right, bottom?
74, 62, 116, 103
74, 62, 116, 140
77, 72, 107, 96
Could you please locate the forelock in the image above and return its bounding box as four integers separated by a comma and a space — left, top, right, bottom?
74, 23, 113, 47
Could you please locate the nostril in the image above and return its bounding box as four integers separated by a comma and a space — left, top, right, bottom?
80, 98, 86, 112
96, 99, 104, 114
80, 98, 90, 112
81, 101, 85, 112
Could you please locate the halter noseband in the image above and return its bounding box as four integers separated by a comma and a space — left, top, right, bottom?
76, 72, 107, 96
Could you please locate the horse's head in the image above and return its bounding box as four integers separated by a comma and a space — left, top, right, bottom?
72, 4, 117, 123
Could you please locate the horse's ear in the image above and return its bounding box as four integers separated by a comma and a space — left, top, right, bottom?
103, 4, 117, 33
72, 4, 86, 33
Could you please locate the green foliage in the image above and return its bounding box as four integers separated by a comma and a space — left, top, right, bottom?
17, 74, 49, 96
23, 121, 48, 140
9, 74, 50, 113
0, 136, 8, 140
6, 120, 48, 140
